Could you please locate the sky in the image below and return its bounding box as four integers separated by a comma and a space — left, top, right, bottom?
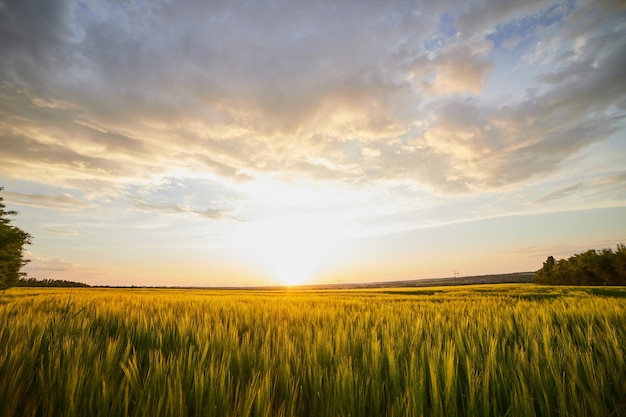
1, 0, 625, 287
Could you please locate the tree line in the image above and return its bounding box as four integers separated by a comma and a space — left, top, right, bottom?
16, 277, 90, 287
534, 244, 626, 286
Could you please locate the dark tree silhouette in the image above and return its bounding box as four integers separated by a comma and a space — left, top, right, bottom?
17, 277, 89, 287
0, 188, 32, 289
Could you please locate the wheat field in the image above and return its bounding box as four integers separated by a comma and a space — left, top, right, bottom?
1, 285, 625, 417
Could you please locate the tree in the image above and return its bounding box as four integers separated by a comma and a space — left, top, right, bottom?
0, 188, 32, 289
533, 245, 626, 286
533, 256, 555, 284
614, 244, 626, 283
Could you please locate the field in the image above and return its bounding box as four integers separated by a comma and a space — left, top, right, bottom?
1, 285, 625, 417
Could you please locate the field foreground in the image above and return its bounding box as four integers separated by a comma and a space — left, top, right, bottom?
1, 285, 625, 417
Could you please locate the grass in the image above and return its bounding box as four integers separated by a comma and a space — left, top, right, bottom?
1, 285, 625, 416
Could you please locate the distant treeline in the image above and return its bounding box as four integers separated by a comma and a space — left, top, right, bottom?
17, 278, 90, 288
534, 244, 626, 286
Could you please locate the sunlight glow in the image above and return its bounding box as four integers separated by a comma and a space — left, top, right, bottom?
227, 179, 430, 285
239, 214, 342, 286
258, 242, 321, 286
230, 181, 348, 285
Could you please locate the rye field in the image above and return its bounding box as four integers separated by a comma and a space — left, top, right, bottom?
1, 285, 625, 417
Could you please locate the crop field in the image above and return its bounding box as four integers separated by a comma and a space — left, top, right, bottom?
1, 285, 625, 417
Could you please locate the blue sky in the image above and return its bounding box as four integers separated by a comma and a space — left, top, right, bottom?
1, 0, 625, 286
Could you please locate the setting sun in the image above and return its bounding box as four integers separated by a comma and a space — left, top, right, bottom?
227, 181, 357, 286
259, 243, 318, 286
238, 214, 342, 286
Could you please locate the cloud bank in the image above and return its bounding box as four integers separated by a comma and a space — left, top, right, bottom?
0, 0, 624, 223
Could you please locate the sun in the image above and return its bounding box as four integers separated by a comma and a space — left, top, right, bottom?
228, 180, 359, 286
262, 244, 317, 286
236, 213, 342, 287
244, 230, 334, 287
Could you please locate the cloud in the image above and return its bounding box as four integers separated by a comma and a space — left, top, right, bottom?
532, 171, 626, 205
2, 190, 94, 210
22, 251, 78, 273
45, 228, 79, 237
125, 176, 243, 221
411, 46, 494, 96
0, 0, 75, 90
0, 132, 127, 177
0, 0, 624, 208
456, 0, 556, 37
533, 183, 586, 204
129, 196, 235, 221
416, 12, 626, 190
0, 1, 421, 189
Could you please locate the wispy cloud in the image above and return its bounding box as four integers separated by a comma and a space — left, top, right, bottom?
533, 171, 626, 205
534, 183, 586, 204
129, 196, 235, 221
3, 190, 94, 210
45, 228, 79, 237
22, 251, 78, 273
